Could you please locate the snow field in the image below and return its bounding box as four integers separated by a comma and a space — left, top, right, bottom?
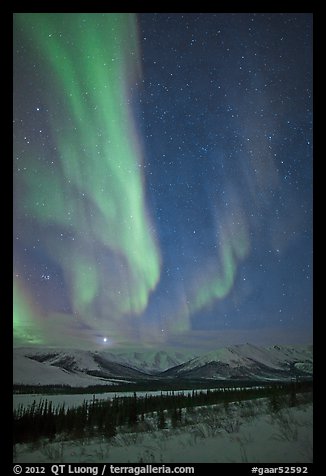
14, 395, 313, 463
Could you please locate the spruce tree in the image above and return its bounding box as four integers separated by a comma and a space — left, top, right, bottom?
128, 394, 138, 427
157, 408, 166, 429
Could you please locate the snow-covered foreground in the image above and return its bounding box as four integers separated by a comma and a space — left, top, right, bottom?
14, 396, 313, 463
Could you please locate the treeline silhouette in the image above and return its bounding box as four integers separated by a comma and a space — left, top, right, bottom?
13, 380, 312, 445
13, 378, 284, 394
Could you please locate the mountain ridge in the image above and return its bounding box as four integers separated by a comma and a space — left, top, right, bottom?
13, 344, 313, 387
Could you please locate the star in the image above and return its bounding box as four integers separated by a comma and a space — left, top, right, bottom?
13, 12, 312, 349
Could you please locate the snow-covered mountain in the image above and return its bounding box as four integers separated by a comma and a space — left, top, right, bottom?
13, 348, 152, 387
13, 347, 197, 387
13, 344, 313, 387
100, 350, 197, 374
162, 343, 313, 381
13, 350, 114, 387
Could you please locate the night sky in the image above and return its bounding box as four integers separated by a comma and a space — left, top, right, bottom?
13, 13, 313, 351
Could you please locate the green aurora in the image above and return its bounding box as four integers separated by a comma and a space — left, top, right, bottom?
14, 13, 252, 347
14, 13, 162, 344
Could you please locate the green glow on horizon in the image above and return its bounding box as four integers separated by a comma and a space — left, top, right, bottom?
13, 279, 44, 345
15, 13, 161, 334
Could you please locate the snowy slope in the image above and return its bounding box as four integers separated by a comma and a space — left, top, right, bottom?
13, 348, 148, 387
13, 344, 313, 387
13, 351, 120, 387
100, 349, 198, 373
162, 343, 313, 380
23, 348, 101, 372
13, 347, 198, 387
